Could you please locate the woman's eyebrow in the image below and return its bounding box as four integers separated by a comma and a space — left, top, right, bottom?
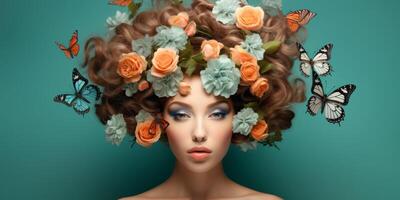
167, 100, 230, 109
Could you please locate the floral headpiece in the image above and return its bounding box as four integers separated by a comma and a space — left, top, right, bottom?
101, 0, 322, 152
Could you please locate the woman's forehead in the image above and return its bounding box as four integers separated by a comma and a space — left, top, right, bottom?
165, 75, 231, 108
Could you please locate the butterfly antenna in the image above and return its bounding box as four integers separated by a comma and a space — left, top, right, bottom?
272, 143, 281, 151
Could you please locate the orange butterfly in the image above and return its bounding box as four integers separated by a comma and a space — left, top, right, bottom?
286, 9, 316, 33
108, 0, 132, 6
55, 30, 80, 59
149, 117, 169, 135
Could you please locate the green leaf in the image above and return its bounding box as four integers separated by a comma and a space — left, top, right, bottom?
244, 102, 258, 109
182, 58, 195, 69
128, 1, 142, 19
192, 52, 204, 62
262, 40, 281, 54
179, 42, 193, 61
256, 111, 266, 119
170, 0, 183, 5
184, 59, 197, 76
258, 60, 273, 74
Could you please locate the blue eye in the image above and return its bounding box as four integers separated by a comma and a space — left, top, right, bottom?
169, 111, 190, 121
210, 110, 227, 120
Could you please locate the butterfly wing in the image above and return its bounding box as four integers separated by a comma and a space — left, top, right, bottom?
81, 84, 101, 102
311, 43, 333, 76
55, 42, 72, 59
307, 96, 323, 116
54, 94, 77, 107
323, 83, 356, 124
69, 30, 79, 58
73, 68, 99, 115
72, 98, 91, 115
109, 0, 132, 6
311, 71, 325, 98
326, 84, 356, 106
286, 9, 316, 33
55, 30, 79, 59
72, 68, 89, 94
297, 43, 312, 77
306, 71, 325, 115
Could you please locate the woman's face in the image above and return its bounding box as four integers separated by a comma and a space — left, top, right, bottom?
163, 75, 234, 173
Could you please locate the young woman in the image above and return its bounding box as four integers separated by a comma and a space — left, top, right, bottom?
83, 0, 306, 199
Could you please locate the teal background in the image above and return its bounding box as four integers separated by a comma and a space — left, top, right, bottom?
0, 0, 398, 199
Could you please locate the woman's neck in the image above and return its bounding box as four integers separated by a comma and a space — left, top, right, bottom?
161, 160, 234, 199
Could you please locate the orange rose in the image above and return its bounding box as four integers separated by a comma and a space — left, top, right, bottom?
240, 61, 260, 85
184, 21, 197, 36
135, 119, 162, 147
250, 77, 269, 98
230, 45, 257, 65
235, 5, 264, 31
117, 52, 148, 83
178, 81, 191, 96
201, 39, 224, 61
250, 120, 269, 141
168, 12, 189, 28
151, 48, 179, 78
138, 80, 149, 91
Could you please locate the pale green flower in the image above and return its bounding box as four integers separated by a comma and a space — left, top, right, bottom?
240, 33, 265, 60
212, 0, 241, 25
200, 55, 240, 98
261, 0, 282, 16
135, 109, 153, 123
232, 107, 259, 136
132, 34, 153, 58
237, 140, 258, 152
123, 82, 138, 97
146, 67, 184, 97
153, 25, 188, 52
106, 10, 131, 30
105, 113, 127, 146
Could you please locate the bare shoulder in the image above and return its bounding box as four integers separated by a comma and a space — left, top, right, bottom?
232, 182, 283, 200
118, 195, 142, 200
118, 184, 180, 200
248, 192, 283, 200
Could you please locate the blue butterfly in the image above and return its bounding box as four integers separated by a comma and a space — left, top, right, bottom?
54, 68, 101, 115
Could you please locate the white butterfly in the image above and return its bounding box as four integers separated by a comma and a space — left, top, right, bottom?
297, 43, 333, 77
307, 71, 356, 125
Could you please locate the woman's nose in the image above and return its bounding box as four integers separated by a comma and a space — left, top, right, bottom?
192, 117, 207, 143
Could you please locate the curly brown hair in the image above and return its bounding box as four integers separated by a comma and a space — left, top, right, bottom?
82, 0, 306, 146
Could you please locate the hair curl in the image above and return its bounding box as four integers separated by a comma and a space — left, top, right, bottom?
82, 0, 306, 145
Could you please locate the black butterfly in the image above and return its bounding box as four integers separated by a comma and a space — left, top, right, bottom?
54, 68, 101, 115
306, 71, 356, 125
297, 43, 333, 77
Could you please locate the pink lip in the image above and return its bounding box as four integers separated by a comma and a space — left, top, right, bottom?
187, 146, 212, 161
187, 146, 212, 153
189, 152, 211, 161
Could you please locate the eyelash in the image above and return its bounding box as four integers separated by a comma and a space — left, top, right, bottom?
170, 111, 227, 121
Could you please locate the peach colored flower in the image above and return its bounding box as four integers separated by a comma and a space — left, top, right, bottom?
151, 48, 179, 78
117, 52, 148, 83
184, 21, 197, 36
178, 81, 191, 96
201, 39, 224, 61
240, 61, 260, 85
235, 5, 264, 31
250, 120, 269, 141
250, 77, 269, 98
135, 119, 162, 147
138, 80, 149, 91
230, 45, 257, 65
168, 12, 189, 29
